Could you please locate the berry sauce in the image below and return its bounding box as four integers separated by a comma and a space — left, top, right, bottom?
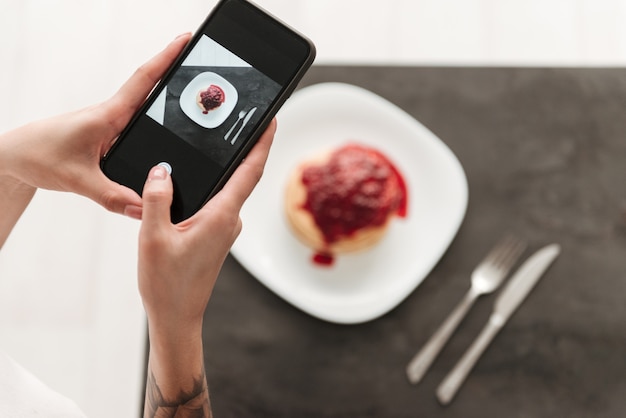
300, 143, 408, 266
199, 84, 225, 114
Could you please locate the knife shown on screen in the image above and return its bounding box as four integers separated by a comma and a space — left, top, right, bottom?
231, 107, 257, 145
436, 243, 561, 405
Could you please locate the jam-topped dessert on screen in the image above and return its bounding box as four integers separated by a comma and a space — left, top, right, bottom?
196, 84, 225, 114
284, 143, 408, 266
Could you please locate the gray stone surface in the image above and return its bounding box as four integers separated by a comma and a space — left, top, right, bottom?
202, 66, 626, 417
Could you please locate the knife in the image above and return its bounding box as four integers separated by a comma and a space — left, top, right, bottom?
436, 243, 561, 405
231, 107, 257, 145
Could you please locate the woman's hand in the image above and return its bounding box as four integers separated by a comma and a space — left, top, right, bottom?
138, 119, 276, 334
138, 119, 276, 417
0, 33, 192, 219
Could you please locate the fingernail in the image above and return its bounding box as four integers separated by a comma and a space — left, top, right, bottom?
149, 165, 168, 181
174, 32, 191, 40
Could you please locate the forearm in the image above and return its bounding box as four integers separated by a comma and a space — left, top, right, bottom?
0, 175, 36, 249
144, 324, 212, 418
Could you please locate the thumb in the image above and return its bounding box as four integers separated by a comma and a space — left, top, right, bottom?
141, 163, 174, 228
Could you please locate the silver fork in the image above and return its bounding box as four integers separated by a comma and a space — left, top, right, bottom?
224, 109, 246, 141
406, 236, 526, 384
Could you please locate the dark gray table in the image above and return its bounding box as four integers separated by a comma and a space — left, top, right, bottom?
201, 66, 626, 418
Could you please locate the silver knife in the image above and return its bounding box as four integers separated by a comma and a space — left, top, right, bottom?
436, 243, 561, 405
231, 107, 257, 145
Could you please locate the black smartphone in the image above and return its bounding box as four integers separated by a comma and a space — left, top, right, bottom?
101, 0, 315, 223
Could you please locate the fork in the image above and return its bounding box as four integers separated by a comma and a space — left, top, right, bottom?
224, 109, 246, 141
406, 236, 526, 384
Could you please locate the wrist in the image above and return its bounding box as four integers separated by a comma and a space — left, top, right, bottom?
0, 128, 23, 178
147, 316, 204, 352
147, 320, 205, 390
0, 174, 35, 195
0, 128, 39, 193
0, 173, 37, 249
143, 300, 206, 340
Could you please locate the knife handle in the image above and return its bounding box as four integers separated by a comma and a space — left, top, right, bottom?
406, 289, 478, 384
436, 315, 504, 405
231, 121, 247, 145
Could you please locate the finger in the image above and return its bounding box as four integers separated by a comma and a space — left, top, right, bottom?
212, 119, 277, 210
75, 170, 143, 218
141, 164, 174, 230
107, 33, 191, 132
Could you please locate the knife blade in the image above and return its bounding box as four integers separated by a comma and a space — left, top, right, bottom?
231, 107, 257, 145
436, 243, 561, 405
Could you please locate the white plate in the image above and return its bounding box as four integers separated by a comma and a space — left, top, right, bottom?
231, 82, 468, 324
179, 71, 238, 129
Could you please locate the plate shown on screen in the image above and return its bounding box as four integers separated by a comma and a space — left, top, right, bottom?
230, 82, 468, 324
179, 71, 238, 129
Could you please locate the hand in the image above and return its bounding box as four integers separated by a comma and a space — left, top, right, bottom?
138, 120, 275, 415
138, 119, 276, 336
0, 33, 192, 218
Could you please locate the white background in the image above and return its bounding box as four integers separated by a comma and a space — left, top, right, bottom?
1, 0, 626, 416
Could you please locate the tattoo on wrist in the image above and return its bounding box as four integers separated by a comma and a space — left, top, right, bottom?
144, 369, 212, 418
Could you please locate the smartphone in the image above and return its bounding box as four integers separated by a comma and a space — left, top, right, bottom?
101, 0, 315, 223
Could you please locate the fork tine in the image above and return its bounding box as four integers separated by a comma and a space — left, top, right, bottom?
485, 235, 526, 271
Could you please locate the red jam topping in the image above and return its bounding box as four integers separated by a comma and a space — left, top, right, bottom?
312, 252, 334, 266
300, 143, 408, 265
199, 84, 225, 114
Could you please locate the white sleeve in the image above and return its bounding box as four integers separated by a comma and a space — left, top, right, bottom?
0, 351, 87, 418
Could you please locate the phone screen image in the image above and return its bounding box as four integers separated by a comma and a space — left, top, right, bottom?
145, 34, 281, 166
102, 0, 315, 223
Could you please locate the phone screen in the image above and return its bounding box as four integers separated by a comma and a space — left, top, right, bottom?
102, 0, 315, 222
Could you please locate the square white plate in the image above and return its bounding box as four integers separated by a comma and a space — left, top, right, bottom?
231, 82, 468, 324
179, 71, 238, 129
